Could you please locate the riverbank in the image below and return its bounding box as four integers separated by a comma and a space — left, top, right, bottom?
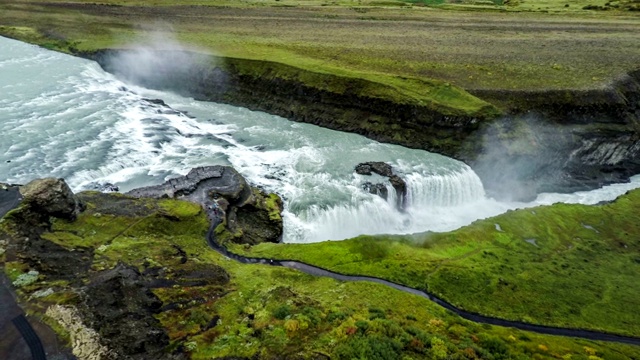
241, 187, 640, 337
2, 176, 640, 358
1, 1, 640, 198
78, 45, 640, 200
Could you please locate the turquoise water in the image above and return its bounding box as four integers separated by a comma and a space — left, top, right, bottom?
2, 36, 639, 242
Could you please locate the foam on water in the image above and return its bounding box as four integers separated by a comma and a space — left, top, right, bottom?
2, 36, 640, 243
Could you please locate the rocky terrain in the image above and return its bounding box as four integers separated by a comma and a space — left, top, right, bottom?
2, 171, 640, 359
127, 166, 283, 245
355, 162, 407, 210
0, 169, 282, 359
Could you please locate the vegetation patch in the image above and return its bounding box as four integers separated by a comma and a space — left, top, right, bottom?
2, 191, 639, 358
224, 56, 496, 117
242, 189, 640, 337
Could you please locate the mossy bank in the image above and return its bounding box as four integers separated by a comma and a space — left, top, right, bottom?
2, 180, 640, 359
240, 188, 640, 339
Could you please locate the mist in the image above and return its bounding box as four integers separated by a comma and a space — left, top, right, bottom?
102, 27, 223, 95
470, 113, 574, 202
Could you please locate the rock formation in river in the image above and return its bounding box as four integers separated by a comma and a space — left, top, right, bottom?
355, 162, 407, 210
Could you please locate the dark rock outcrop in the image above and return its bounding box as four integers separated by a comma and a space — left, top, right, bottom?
19, 178, 82, 220
227, 189, 283, 245
127, 166, 252, 207
127, 166, 283, 245
355, 162, 407, 209
79, 263, 175, 359
362, 182, 388, 200
1, 176, 234, 360
16, 233, 93, 282
465, 71, 640, 200
2, 180, 92, 282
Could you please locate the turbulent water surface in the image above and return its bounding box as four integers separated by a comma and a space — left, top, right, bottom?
2, 36, 639, 243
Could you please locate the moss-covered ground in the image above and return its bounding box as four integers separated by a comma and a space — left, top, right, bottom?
2, 192, 640, 358
242, 188, 640, 339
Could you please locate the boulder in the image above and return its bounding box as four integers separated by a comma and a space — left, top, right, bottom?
355, 162, 394, 177
19, 178, 81, 220
362, 182, 389, 200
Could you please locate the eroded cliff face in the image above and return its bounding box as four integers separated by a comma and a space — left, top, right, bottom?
467, 71, 640, 200
82, 49, 640, 200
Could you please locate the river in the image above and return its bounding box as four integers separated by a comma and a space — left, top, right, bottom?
1, 36, 639, 243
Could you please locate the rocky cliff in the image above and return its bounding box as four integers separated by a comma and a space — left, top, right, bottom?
467, 70, 640, 199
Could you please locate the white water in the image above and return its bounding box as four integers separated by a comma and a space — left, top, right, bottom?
2, 36, 640, 243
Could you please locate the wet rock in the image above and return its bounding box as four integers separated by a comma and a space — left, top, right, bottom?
355, 162, 394, 177
20, 178, 81, 220
142, 98, 167, 106
362, 182, 389, 200
85, 182, 120, 193
355, 162, 407, 210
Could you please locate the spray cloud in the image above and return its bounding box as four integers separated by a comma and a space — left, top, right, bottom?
103, 24, 221, 94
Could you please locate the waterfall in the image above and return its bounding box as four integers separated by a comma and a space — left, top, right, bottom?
282, 166, 488, 243
404, 167, 486, 208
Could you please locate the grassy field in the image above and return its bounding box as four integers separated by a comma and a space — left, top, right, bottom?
1, 0, 639, 107
3, 193, 640, 358
240, 188, 640, 338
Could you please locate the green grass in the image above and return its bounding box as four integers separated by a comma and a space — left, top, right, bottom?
3, 192, 640, 358
0, 21, 497, 117
240, 188, 640, 337
222, 55, 496, 116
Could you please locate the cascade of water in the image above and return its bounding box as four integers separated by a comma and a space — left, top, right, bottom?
279, 166, 489, 243
404, 168, 486, 208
